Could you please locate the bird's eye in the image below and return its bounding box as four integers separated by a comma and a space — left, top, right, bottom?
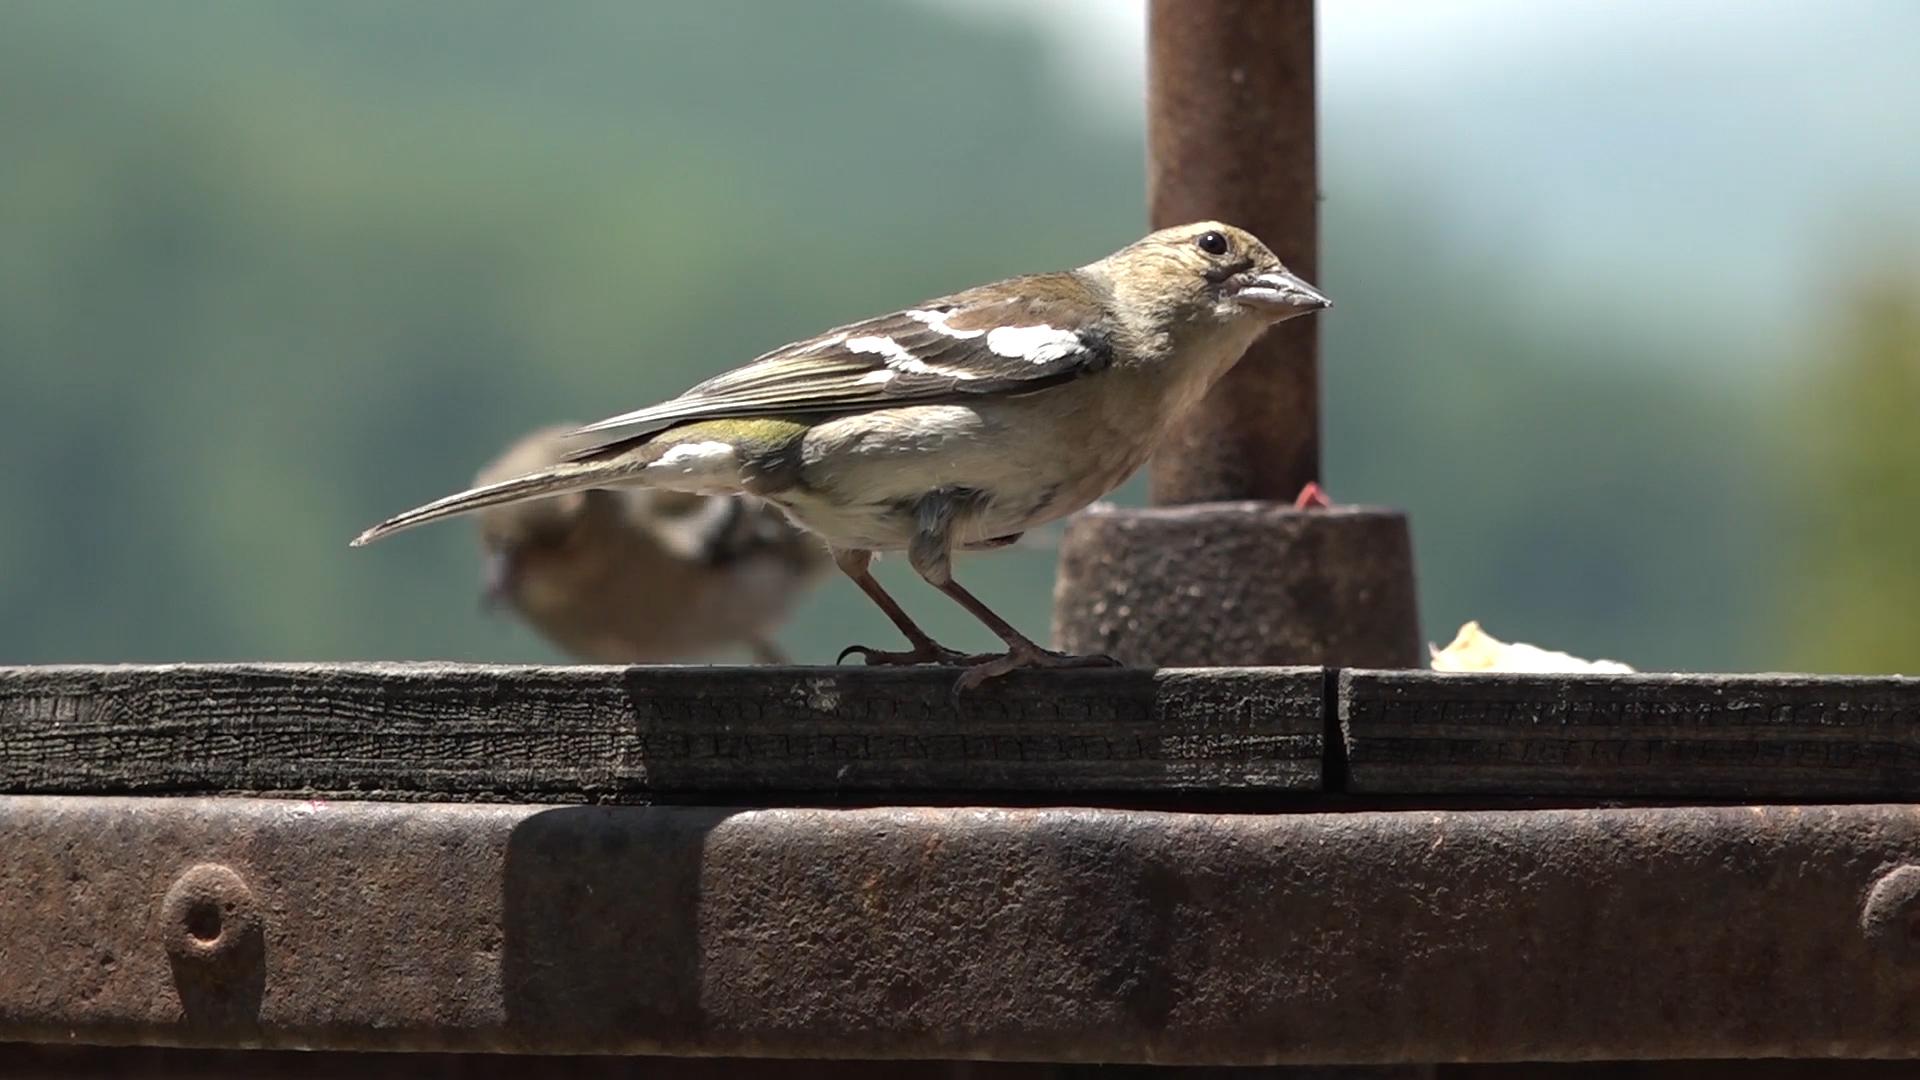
1196, 230, 1229, 256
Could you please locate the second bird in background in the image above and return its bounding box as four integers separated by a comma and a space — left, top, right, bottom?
473, 424, 829, 665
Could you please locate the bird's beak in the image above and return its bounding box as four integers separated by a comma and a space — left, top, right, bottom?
480, 550, 514, 613
1232, 269, 1332, 314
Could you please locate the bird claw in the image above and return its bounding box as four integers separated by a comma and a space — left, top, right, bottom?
836, 642, 985, 667
953, 644, 1122, 692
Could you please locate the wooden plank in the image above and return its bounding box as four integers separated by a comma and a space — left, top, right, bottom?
0, 664, 1324, 800
1340, 669, 1920, 798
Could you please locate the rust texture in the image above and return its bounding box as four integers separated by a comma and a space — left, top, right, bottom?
6, 796, 1920, 1064
0, 1044, 1430, 1079
1147, 0, 1320, 504
159, 865, 260, 966
1053, 505, 1421, 669
6, 1045, 1911, 1079
1860, 865, 1920, 966
10, 1047, 1907, 1080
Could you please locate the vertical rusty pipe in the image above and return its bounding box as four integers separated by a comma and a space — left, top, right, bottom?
1053, 0, 1420, 670
1147, 0, 1320, 505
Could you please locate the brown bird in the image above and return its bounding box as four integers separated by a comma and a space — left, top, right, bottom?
473, 424, 828, 664
357, 223, 1329, 686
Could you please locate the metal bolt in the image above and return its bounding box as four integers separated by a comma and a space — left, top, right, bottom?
160, 863, 259, 964
1861, 864, 1920, 963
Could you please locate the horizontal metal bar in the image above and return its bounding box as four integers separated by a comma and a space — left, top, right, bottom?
5, 1044, 1907, 1080
5, 795, 1920, 1064
0, 1042, 1095, 1078
0, 1039, 1459, 1078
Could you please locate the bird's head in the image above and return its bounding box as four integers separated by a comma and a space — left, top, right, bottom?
475, 494, 603, 610
472, 425, 604, 610
1095, 221, 1329, 335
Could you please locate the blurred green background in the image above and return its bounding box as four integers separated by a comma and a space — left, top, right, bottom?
3, 0, 1916, 673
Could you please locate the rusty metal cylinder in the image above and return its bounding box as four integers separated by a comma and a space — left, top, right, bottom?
1053, 504, 1420, 668
1053, 0, 1421, 669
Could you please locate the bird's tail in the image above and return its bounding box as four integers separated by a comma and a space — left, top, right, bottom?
351, 457, 649, 547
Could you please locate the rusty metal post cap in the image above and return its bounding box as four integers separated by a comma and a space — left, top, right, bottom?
160, 863, 260, 964
1052, 501, 1421, 669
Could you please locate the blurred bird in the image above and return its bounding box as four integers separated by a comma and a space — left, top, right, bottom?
473, 424, 828, 664
356, 222, 1330, 685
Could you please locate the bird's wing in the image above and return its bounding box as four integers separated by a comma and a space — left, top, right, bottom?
566, 275, 1115, 453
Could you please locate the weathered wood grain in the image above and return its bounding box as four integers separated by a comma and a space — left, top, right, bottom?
15, 664, 1920, 802
0, 664, 1325, 800
1341, 669, 1920, 798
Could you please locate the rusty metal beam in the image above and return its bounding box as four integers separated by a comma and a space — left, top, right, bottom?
5, 796, 1920, 1064
0, 1043, 1063, 1079
0, 1041, 1440, 1078
4, 1049, 1908, 1080
14, 1047, 1909, 1080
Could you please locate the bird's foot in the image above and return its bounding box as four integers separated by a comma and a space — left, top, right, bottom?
954, 643, 1122, 692
836, 641, 990, 667
1292, 482, 1334, 510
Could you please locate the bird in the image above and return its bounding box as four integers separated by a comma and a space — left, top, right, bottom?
471, 423, 829, 665
354, 221, 1331, 686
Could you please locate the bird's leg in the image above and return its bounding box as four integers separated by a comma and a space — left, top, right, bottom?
1292, 481, 1334, 510
832, 548, 984, 666
903, 491, 1119, 689
932, 577, 1121, 690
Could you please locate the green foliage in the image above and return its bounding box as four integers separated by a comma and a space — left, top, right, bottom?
0, 0, 1140, 663
0, 1, 1852, 672
1320, 194, 1786, 671
1781, 272, 1920, 674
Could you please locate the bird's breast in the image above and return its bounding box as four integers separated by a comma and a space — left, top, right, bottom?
778, 373, 1176, 550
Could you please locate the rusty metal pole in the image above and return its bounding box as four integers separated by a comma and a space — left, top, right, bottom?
1147, 0, 1322, 505
1053, 0, 1421, 670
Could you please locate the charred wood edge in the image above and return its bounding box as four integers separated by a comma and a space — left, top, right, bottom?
6, 665, 1920, 801
0, 663, 1325, 799
1340, 668, 1920, 798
